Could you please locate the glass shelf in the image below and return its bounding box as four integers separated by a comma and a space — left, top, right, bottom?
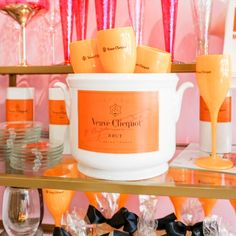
0, 148, 235, 199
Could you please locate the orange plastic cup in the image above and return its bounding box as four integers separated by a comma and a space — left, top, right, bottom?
43, 165, 74, 227
135, 45, 171, 73
70, 39, 103, 73
96, 27, 136, 73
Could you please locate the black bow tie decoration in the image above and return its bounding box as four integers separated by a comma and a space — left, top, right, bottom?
53, 227, 72, 236
85, 204, 204, 236
155, 213, 177, 230
101, 230, 131, 236
86, 204, 138, 234
165, 221, 204, 236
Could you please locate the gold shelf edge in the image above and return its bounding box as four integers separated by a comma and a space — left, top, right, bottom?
171, 63, 196, 73
0, 173, 235, 199
0, 64, 196, 75
0, 65, 73, 74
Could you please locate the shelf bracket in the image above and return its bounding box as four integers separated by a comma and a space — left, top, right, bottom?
9, 74, 17, 87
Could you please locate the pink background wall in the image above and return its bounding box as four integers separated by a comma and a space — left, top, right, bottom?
0, 0, 236, 233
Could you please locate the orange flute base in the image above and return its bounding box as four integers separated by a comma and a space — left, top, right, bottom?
195, 156, 233, 170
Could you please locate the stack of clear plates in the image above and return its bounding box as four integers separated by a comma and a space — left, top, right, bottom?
0, 121, 42, 160
10, 139, 64, 172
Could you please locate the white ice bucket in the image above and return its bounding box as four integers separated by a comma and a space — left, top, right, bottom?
55, 74, 193, 180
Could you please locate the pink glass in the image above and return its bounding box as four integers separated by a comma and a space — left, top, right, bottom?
74, 0, 89, 40
0, 0, 49, 66
95, 0, 117, 30
161, 0, 178, 61
128, 0, 145, 45
59, 0, 74, 64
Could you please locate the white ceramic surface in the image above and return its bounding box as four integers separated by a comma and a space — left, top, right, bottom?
49, 87, 70, 154
7, 87, 34, 100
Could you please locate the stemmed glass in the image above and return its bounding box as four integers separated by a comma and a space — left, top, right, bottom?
74, 0, 89, 40
191, 0, 213, 56
85, 192, 128, 214
2, 187, 41, 236
138, 195, 158, 235
193, 171, 221, 217
43, 164, 76, 234
127, 0, 145, 45
95, 0, 117, 30
161, 0, 179, 61
195, 54, 233, 170
59, 0, 74, 64
168, 168, 192, 220
43, 0, 61, 64
0, 0, 49, 66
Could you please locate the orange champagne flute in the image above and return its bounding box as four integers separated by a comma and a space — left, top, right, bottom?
167, 168, 192, 220
193, 171, 222, 216
60, 157, 79, 200
195, 54, 233, 170
43, 164, 75, 227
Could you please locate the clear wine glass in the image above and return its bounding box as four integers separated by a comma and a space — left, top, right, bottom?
43, 0, 61, 64
0, 0, 49, 66
127, 0, 145, 45
2, 187, 41, 236
191, 0, 213, 56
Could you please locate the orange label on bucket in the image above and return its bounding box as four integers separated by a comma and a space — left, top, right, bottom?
78, 91, 159, 154
6, 99, 33, 121
200, 96, 231, 122
49, 100, 69, 125
233, 8, 236, 39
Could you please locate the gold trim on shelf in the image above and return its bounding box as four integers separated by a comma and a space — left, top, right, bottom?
0, 63, 196, 75
171, 63, 196, 73
0, 169, 235, 199
0, 65, 73, 75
